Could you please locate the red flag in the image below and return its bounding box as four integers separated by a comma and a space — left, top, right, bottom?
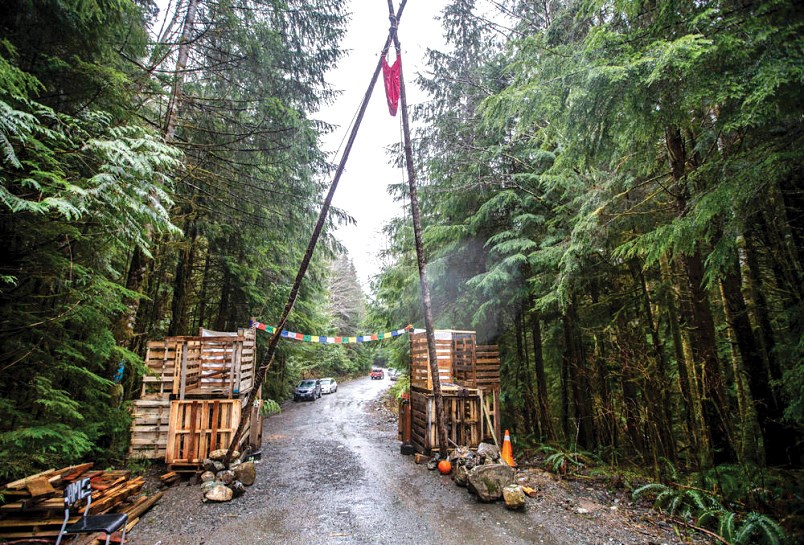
382, 53, 401, 116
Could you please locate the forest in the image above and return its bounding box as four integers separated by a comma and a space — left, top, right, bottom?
0, 1, 801, 543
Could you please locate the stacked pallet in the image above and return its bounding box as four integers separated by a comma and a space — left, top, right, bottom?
403, 330, 502, 454
129, 326, 262, 471
0, 463, 162, 543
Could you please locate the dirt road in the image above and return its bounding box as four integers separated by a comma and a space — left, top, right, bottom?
127, 377, 706, 545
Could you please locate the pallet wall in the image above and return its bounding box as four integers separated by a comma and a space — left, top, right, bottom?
409, 387, 500, 454
129, 327, 260, 464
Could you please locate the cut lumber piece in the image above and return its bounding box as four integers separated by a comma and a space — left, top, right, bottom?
56, 462, 95, 483
25, 477, 56, 500
122, 491, 163, 519
3, 469, 56, 490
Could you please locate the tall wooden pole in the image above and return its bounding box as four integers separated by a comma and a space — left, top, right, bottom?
387, 0, 449, 458
225, 0, 410, 465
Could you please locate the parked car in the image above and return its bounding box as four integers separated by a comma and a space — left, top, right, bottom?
388, 369, 399, 381
294, 379, 321, 401
370, 368, 384, 380
319, 377, 338, 394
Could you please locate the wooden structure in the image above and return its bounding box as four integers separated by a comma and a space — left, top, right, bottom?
128, 327, 262, 470
402, 330, 501, 454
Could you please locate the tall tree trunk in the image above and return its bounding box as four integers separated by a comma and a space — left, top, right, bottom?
390, 2, 449, 457
169, 218, 198, 336
721, 263, 799, 465
630, 259, 676, 461
115, 0, 198, 345
666, 127, 737, 464
529, 306, 555, 441
196, 250, 212, 331
660, 255, 702, 468
562, 299, 595, 449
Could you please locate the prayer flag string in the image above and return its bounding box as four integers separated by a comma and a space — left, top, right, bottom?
250, 320, 413, 344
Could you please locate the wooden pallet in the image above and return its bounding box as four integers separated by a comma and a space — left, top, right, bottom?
408, 386, 500, 454
0, 465, 159, 542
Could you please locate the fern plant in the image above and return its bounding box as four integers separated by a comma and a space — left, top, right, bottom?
633, 482, 723, 519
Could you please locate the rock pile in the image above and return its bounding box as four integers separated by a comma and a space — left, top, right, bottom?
199, 449, 258, 503
442, 442, 528, 510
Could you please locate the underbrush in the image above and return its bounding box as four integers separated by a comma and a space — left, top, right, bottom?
518, 442, 800, 545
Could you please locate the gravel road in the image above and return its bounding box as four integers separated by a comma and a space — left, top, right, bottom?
126, 376, 707, 545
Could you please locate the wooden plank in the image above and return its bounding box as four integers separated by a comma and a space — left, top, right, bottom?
25, 477, 56, 501
3, 469, 57, 490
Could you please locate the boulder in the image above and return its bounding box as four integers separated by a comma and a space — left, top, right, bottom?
467, 463, 515, 502
229, 480, 247, 498
216, 469, 235, 485
452, 464, 469, 487
234, 461, 256, 486
200, 480, 219, 495
200, 471, 216, 483
208, 449, 240, 462
503, 484, 526, 510
476, 442, 501, 462
204, 484, 233, 502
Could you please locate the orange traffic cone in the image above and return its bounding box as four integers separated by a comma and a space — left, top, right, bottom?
501, 429, 516, 467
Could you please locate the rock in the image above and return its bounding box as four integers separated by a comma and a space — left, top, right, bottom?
217, 469, 235, 485
467, 463, 515, 502
200, 471, 216, 483
450, 446, 471, 462
426, 459, 438, 471
200, 480, 219, 494
209, 449, 240, 462
229, 480, 246, 498
234, 461, 256, 486
202, 458, 216, 472
204, 484, 233, 502
452, 464, 469, 487
476, 442, 500, 462
503, 484, 526, 510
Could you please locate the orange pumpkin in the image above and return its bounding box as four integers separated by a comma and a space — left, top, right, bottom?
437, 459, 452, 475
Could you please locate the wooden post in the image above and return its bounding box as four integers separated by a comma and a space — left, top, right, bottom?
224, 0, 411, 465
179, 340, 188, 400
387, 0, 449, 458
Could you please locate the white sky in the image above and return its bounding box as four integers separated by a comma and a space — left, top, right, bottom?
317, 0, 449, 291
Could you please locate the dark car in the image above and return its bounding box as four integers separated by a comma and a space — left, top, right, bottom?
294, 379, 321, 401
370, 368, 384, 380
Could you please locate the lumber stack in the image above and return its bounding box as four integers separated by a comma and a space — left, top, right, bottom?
0, 463, 162, 542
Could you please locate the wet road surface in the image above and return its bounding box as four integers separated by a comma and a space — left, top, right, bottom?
128, 376, 559, 545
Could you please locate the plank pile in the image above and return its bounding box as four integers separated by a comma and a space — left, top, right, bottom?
0, 463, 163, 543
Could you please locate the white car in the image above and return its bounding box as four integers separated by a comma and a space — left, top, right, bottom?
319, 377, 338, 394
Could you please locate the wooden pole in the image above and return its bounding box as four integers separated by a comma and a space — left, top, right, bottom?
224, 0, 410, 465
386, 0, 449, 458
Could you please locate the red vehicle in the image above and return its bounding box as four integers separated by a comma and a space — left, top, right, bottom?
370, 368, 385, 380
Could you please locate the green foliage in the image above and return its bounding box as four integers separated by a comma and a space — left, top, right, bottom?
258, 399, 281, 417
538, 444, 597, 477
633, 475, 790, 544
633, 482, 723, 519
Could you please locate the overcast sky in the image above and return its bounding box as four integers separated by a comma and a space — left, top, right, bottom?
317, 0, 449, 291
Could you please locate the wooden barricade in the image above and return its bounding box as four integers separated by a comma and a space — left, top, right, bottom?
165, 399, 244, 467
406, 329, 502, 454
127, 398, 171, 460
409, 387, 500, 454
457, 345, 501, 389
410, 332, 454, 389
129, 326, 261, 464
